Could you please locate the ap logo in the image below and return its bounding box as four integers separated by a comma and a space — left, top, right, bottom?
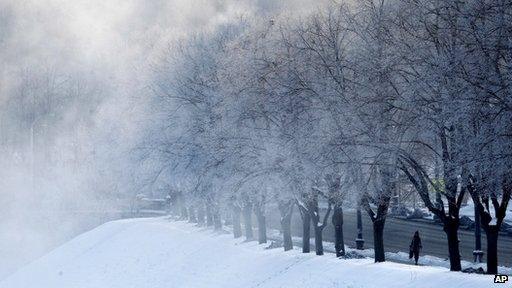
494, 274, 509, 284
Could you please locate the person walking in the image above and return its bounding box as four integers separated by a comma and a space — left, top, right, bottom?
409, 231, 422, 265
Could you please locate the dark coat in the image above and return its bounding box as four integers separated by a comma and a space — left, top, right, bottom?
410, 234, 422, 252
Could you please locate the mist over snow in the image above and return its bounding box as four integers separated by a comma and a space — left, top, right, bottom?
0, 0, 330, 279
2, 0, 509, 285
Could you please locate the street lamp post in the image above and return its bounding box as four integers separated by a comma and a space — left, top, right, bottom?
473, 204, 484, 262
356, 208, 364, 250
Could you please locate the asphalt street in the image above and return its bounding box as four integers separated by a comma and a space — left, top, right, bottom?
265, 209, 512, 267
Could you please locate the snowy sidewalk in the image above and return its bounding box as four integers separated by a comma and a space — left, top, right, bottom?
0, 217, 498, 288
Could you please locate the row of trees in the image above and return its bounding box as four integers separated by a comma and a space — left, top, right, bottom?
142, 0, 511, 274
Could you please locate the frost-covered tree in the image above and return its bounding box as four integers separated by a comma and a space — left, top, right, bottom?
143, 0, 510, 272
395, 0, 512, 272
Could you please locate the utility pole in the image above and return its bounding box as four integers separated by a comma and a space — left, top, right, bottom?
355, 208, 364, 249
473, 204, 483, 262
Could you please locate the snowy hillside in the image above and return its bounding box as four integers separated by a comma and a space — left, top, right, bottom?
1, 217, 499, 288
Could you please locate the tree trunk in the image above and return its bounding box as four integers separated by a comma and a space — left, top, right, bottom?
299, 206, 311, 253
232, 205, 242, 238
181, 204, 188, 220
173, 200, 180, 217
188, 205, 197, 223
243, 203, 253, 240
279, 203, 294, 251
281, 214, 293, 251
255, 209, 267, 244
485, 226, 499, 274
213, 208, 222, 231
197, 204, 205, 226
307, 196, 330, 256
223, 210, 232, 226
314, 225, 324, 255
332, 205, 345, 257
444, 221, 462, 271
176, 194, 187, 219
206, 204, 213, 227
373, 219, 385, 262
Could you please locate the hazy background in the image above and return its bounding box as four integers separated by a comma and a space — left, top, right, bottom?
0, 0, 329, 279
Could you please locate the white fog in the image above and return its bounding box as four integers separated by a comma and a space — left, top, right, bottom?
0, 0, 510, 287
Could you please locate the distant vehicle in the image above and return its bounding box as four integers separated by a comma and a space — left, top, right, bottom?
133, 194, 168, 216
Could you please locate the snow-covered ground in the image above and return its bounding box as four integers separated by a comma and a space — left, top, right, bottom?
0, 217, 500, 288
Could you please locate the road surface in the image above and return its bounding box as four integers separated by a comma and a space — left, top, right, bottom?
265, 209, 512, 267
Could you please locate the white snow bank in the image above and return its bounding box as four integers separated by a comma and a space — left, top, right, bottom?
459, 200, 512, 223
0, 217, 499, 288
